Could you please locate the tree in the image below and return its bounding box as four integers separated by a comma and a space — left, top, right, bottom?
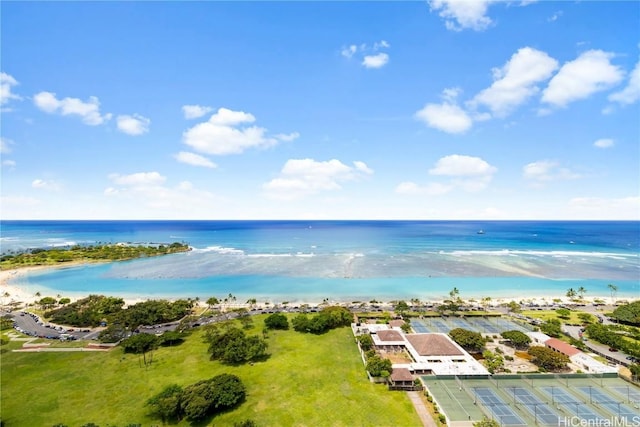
147, 384, 183, 422
609, 301, 640, 326
482, 350, 504, 374
159, 330, 187, 347
528, 346, 570, 371
234, 420, 257, 427
539, 319, 562, 338
180, 374, 245, 422
474, 418, 500, 427
577, 312, 596, 324
121, 333, 160, 366
206, 297, 219, 309
555, 308, 571, 320
38, 296, 57, 310
500, 330, 531, 349
629, 363, 640, 381
608, 283, 618, 305
566, 288, 577, 299
449, 328, 485, 353
366, 354, 392, 377
577, 286, 587, 300
58, 297, 71, 305
400, 322, 412, 334
357, 334, 374, 351
292, 313, 310, 332
505, 301, 521, 313
204, 325, 268, 364
264, 313, 289, 330
394, 300, 409, 315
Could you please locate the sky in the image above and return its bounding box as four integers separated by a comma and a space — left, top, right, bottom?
1, 1, 639, 220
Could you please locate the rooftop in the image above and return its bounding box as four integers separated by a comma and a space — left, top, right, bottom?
406, 333, 464, 356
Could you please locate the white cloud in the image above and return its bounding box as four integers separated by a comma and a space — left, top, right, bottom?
608, 59, 640, 105
470, 47, 558, 117
429, 154, 497, 177
395, 181, 453, 196
429, 0, 496, 31
547, 11, 562, 22
182, 104, 213, 119
2, 159, 16, 168
593, 138, 614, 149
415, 100, 472, 134
174, 151, 217, 168
275, 132, 300, 142
108, 172, 166, 186
522, 160, 580, 186
341, 45, 358, 58
541, 50, 624, 107
116, 114, 151, 136
183, 107, 292, 155
398, 155, 497, 196
33, 91, 112, 125
105, 173, 217, 211
263, 158, 373, 200
362, 53, 389, 69
0, 137, 13, 154
342, 40, 390, 68
31, 179, 61, 191
0, 72, 22, 107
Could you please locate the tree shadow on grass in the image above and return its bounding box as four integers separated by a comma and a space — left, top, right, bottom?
187, 395, 248, 427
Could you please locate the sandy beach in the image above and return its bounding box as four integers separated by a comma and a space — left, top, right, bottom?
1, 263, 633, 311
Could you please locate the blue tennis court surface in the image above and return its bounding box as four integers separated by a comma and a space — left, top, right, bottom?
611, 386, 640, 403
540, 386, 606, 423
411, 316, 532, 334
577, 387, 638, 419
472, 387, 526, 426
504, 386, 559, 425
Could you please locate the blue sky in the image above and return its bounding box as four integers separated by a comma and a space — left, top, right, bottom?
1, 1, 639, 220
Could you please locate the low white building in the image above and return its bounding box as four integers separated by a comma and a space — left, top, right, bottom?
353, 323, 489, 376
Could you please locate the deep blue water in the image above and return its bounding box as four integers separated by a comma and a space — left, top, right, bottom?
2, 221, 639, 301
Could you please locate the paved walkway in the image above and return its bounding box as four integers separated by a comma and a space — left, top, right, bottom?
407, 391, 438, 427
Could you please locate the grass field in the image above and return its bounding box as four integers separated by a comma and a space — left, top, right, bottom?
1, 315, 422, 426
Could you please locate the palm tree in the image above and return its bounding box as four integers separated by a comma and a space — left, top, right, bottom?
206, 296, 219, 309
566, 288, 577, 300
607, 284, 618, 305
246, 298, 257, 309
577, 286, 587, 300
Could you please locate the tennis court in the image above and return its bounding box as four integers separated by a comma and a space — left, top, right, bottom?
539, 386, 607, 423
577, 386, 639, 419
422, 374, 640, 426
472, 387, 526, 426
503, 386, 561, 425
411, 316, 533, 335
611, 385, 640, 403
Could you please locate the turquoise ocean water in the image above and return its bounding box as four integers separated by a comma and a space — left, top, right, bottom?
1, 220, 638, 302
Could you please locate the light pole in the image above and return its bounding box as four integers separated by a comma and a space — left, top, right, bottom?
588, 386, 593, 404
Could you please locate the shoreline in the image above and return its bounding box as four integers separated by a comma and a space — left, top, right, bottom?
2, 264, 636, 309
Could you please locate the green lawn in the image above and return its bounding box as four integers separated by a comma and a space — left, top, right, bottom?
520, 309, 587, 324
1, 316, 422, 426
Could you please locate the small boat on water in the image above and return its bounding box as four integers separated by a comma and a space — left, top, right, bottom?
477, 230, 485, 235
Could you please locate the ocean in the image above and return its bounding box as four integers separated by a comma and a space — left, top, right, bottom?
1, 220, 638, 302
